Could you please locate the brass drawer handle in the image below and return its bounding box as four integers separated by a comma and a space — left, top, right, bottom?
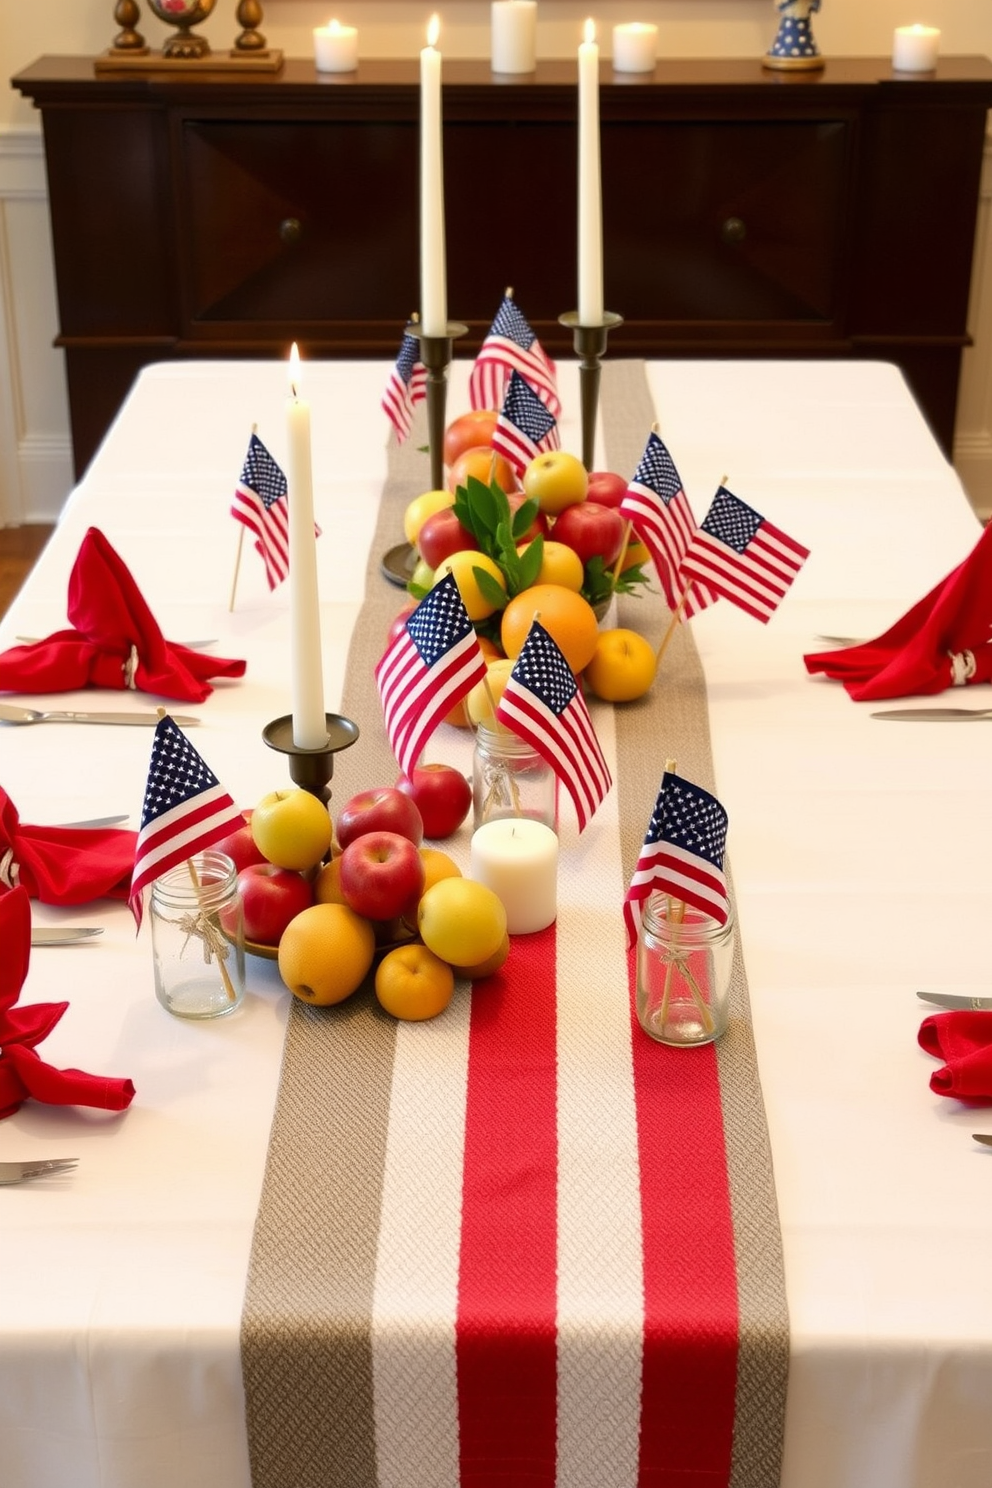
279, 217, 302, 245
721, 216, 747, 245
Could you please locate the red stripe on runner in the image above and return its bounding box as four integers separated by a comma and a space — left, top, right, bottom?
627, 945, 739, 1487
457, 927, 559, 1488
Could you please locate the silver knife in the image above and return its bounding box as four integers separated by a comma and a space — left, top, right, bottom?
30, 927, 103, 945
56, 815, 129, 830
973, 1134, 992, 1147
0, 704, 199, 727
917, 991, 992, 1011
871, 707, 992, 722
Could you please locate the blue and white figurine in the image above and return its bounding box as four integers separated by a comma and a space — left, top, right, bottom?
764, 0, 824, 71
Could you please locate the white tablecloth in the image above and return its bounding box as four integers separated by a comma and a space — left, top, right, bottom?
1, 359, 990, 1488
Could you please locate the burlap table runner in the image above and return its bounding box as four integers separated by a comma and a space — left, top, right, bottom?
241, 360, 789, 1488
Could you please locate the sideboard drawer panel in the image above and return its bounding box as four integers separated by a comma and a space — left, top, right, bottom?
603, 120, 850, 325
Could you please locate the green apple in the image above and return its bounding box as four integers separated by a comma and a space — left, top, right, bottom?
522, 451, 588, 515
250, 788, 333, 872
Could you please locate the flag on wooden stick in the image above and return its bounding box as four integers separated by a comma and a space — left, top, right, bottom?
623, 769, 729, 947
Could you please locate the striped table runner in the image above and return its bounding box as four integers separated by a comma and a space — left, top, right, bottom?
241, 360, 789, 1488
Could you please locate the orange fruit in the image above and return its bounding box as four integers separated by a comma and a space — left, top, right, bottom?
517, 538, 584, 592
375, 943, 455, 1021
620, 537, 651, 573
312, 856, 347, 905
583, 627, 657, 702
277, 902, 376, 1006
501, 583, 600, 674
446, 445, 518, 495
420, 846, 463, 895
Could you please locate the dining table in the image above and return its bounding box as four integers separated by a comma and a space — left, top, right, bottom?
1, 353, 991, 1488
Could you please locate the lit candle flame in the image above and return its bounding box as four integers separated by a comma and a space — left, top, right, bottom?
583, 17, 596, 45
427, 13, 440, 48
289, 341, 302, 400
328, 18, 341, 32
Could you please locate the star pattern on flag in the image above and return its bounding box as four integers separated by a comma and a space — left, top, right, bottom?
700, 488, 763, 552
382, 330, 427, 442
623, 770, 730, 945
375, 572, 488, 779
230, 433, 291, 590
496, 620, 611, 832
491, 370, 561, 476
128, 714, 244, 928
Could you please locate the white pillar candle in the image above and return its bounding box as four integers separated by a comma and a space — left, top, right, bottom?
491, 0, 537, 74
286, 344, 327, 750
892, 24, 940, 73
577, 18, 603, 327
420, 15, 447, 338
612, 23, 657, 74
314, 19, 358, 74
470, 818, 558, 934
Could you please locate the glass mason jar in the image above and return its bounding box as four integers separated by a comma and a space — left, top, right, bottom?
636, 893, 734, 1046
150, 850, 246, 1019
472, 720, 557, 832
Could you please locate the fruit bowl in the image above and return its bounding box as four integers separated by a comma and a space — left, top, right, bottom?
245, 937, 279, 961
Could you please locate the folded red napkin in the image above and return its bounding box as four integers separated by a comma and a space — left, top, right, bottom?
0, 885, 135, 1119
0, 786, 136, 905
0, 526, 245, 703
919, 1011, 992, 1102
804, 521, 992, 700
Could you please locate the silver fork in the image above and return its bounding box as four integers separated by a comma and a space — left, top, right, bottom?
0, 1158, 78, 1186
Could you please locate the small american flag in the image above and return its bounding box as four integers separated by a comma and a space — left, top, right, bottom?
129, 714, 245, 929
375, 572, 488, 779
623, 770, 729, 947
618, 432, 716, 618
491, 370, 561, 478
230, 433, 290, 590
382, 330, 427, 442
495, 619, 611, 833
679, 486, 809, 623
468, 295, 561, 419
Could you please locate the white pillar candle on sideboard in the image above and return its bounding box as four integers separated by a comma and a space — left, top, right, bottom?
491, 0, 537, 74
892, 24, 940, 73
470, 818, 558, 935
612, 23, 658, 75
314, 19, 358, 74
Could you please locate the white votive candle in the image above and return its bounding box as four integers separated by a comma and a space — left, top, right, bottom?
470, 818, 558, 935
314, 19, 358, 74
892, 24, 940, 73
491, 0, 537, 74
612, 23, 658, 74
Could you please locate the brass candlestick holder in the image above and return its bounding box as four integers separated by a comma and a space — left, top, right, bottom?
262, 713, 360, 805
406, 319, 469, 491
379, 319, 468, 590
558, 311, 624, 473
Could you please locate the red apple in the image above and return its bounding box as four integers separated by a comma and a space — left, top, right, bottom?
417, 507, 479, 570
338, 830, 426, 922
586, 470, 629, 509
551, 500, 626, 566
443, 409, 499, 468
213, 815, 268, 873
237, 862, 313, 946
336, 786, 424, 849
396, 764, 473, 840
386, 601, 417, 648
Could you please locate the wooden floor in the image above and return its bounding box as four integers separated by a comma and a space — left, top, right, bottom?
0, 525, 54, 620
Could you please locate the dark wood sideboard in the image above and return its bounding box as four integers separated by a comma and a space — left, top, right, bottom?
12, 54, 992, 477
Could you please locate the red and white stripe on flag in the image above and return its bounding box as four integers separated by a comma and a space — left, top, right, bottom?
680, 488, 809, 624
469, 341, 561, 421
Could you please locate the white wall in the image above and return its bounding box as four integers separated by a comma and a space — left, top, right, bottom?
2, 1, 992, 523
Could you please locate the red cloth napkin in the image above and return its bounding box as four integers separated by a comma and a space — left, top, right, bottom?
919, 1011, 992, 1102
0, 526, 245, 703
804, 521, 992, 700
0, 885, 135, 1119
0, 786, 136, 905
